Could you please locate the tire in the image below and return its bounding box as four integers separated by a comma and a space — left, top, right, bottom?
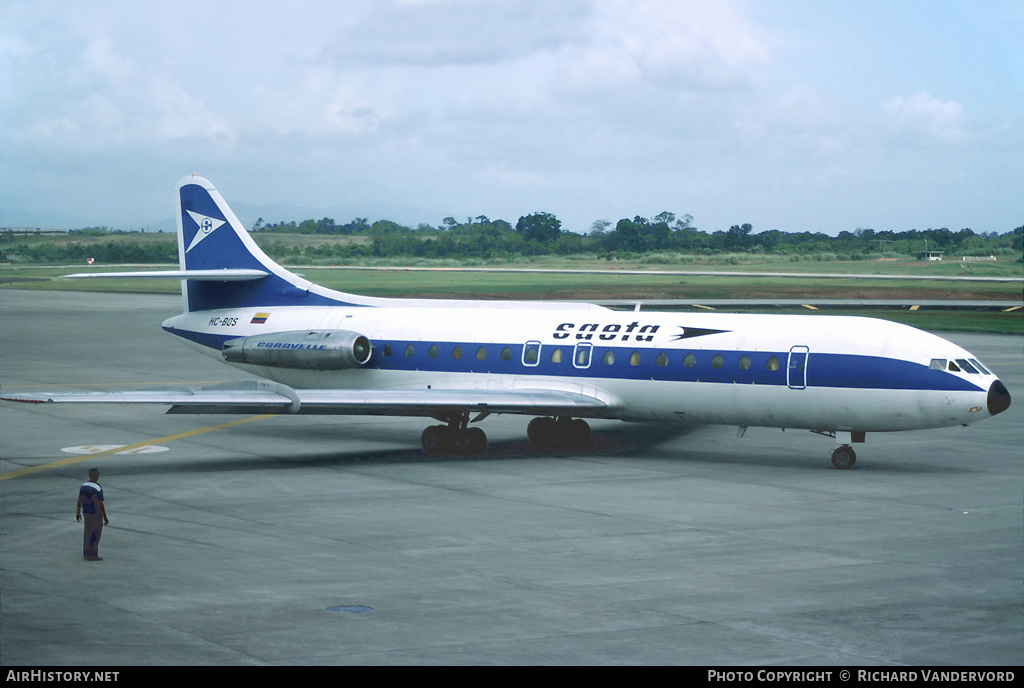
831, 446, 856, 470
421, 425, 452, 455
528, 417, 558, 447
466, 427, 487, 454
453, 429, 474, 454
562, 419, 591, 448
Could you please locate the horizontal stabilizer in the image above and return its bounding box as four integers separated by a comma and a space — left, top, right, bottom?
64, 269, 268, 281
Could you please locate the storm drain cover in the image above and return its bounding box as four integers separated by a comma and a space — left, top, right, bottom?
327, 605, 373, 613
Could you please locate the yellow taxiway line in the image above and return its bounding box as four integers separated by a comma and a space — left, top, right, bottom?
0, 415, 273, 482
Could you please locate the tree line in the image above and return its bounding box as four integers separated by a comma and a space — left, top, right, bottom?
252, 212, 1022, 262
2, 237, 177, 264
3, 214, 1021, 264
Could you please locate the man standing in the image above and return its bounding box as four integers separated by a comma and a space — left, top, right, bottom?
76, 468, 108, 561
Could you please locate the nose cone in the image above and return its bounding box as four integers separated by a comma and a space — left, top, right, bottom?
988, 380, 1011, 416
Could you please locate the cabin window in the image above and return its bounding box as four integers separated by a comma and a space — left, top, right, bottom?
523, 342, 540, 365
500, 347, 512, 361
929, 358, 946, 370
656, 352, 668, 367
711, 354, 723, 369
428, 345, 438, 359
766, 356, 779, 371
574, 344, 592, 368
452, 346, 462, 360
405, 345, 415, 358
550, 348, 563, 363
383, 344, 392, 357
683, 353, 696, 368
629, 352, 641, 366
476, 346, 487, 361
738, 355, 751, 370
603, 350, 615, 365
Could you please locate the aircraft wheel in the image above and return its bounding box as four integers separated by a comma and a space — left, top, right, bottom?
421, 425, 452, 455
466, 427, 488, 454
452, 430, 473, 454
831, 445, 856, 470
561, 418, 591, 448
528, 417, 558, 447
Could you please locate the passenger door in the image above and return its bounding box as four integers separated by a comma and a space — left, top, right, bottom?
787, 345, 809, 390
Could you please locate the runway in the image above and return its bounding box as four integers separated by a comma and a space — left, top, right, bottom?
1, 290, 1021, 665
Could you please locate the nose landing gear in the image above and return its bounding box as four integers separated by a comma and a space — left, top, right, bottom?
830, 445, 856, 470
814, 430, 863, 469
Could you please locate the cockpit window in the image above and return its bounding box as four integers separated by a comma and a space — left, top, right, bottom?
948, 361, 961, 372
969, 359, 991, 375
929, 359, 946, 370
955, 359, 979, 374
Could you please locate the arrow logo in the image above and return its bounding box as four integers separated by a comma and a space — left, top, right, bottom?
671, 326, 728, 341
185, 210, 226, 253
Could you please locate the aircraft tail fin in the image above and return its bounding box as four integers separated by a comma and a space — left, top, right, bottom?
176, 175, 363, 312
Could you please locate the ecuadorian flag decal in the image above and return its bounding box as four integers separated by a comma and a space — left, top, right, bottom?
251, 312, 270, 324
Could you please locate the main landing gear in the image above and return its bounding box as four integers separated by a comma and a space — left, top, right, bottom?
527, 416, 592, 449
421, 422, 487, 455
419, 415, 593, 455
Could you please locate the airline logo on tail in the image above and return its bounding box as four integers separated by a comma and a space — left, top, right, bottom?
185, 210, 226, 253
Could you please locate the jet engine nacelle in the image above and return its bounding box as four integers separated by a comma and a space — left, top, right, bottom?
222, 330, 372, 370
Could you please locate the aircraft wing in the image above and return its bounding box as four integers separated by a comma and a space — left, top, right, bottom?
1, 380, 609, 418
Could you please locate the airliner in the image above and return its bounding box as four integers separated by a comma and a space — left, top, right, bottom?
2, 175, 1011, 469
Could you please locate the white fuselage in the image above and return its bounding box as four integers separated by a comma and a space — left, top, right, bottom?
163, 302, 997, 433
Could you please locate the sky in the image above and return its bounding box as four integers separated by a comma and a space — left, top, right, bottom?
2, 0, 1022, 236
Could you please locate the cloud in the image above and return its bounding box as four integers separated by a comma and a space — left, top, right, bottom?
559, 0, 770, 94
884, 92, 966, 142
330, 0, 592, 67
4, 14, 235, 155
1, 0, 1019, 235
